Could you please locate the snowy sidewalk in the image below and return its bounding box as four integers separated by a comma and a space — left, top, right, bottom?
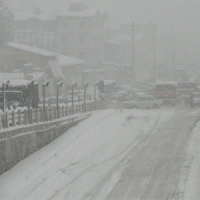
184, 110, 200, 200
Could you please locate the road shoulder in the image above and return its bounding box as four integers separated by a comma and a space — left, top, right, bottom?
184, 117, 200, 200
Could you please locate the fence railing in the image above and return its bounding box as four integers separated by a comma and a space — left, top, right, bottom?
0, 100, 102, 130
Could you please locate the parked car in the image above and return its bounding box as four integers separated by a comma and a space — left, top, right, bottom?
190, 92, 200, 107
122, 95, 163, 109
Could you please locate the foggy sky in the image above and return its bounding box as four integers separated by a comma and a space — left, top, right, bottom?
5, 0, 200, 52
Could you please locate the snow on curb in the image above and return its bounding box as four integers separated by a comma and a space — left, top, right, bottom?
184, 120, 200, 200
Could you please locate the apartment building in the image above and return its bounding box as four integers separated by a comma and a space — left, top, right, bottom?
13, 9, 57, 52
56, 2, 108, 66
13, 3, 108, 66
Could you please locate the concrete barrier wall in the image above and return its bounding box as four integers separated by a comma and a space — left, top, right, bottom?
0, 115, 90, 175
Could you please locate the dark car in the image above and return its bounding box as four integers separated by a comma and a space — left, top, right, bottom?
190, 92, 200, 107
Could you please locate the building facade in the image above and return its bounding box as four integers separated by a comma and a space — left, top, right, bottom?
13, 11, 57, 52
13, 3, 108, 66
56, 3, 108, 66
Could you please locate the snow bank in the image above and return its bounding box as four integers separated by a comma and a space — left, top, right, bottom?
184, 117, 200, 200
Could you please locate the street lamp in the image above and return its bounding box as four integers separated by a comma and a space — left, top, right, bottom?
72, 82, 77, 113
94, 83, 97, 110
56, 81, 64, 111
42, 81, 50, 111
2, 80, 10, 112
84, 82, 89, 112
28, 79, 35, 112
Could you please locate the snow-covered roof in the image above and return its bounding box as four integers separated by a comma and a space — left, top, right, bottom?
104, 80, 116, 85
0, 73, 25, 81
49, 61, 65, 80
14, 12, 56, 21
9, 80, 33, 87
57, 9, 99, 18
6, 42, 57, 57
31, 72, 46, 81
0, 73, 47, 86
0, 79, 33, 87
59, 55, 85, 67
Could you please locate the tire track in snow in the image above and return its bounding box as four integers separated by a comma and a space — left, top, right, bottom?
82, 111, 163, 200
11, 110, 118, 200
47, 110, 163, 200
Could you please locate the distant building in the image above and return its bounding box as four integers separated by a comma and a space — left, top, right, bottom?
13, 10, 57, 52
105, 23, 155, 68
0, 42, 85, 97
13, 2, 108, 66
56, 2, 108, 66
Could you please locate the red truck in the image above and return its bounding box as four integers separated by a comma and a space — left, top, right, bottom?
154, 81, 177, 106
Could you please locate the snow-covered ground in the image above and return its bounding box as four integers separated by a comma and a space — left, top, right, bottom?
0, 108, 174, 199
184, 109, 200, 200
0, 107, 198, 200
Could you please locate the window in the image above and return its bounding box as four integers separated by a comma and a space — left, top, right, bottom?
78, 35, 85, 44
139, 97, 146, 101
78, 51, 85, 59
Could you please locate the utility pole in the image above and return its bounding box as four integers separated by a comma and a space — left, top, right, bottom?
152, 25, 156, 82
132, 21, 136, 84
172, 38, 175, 80
165, 48, 168, 67
176, 49, 179, 66
2, 83, 5, 112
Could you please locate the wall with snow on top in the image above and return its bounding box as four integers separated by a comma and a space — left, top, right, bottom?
0, 114, 90, 176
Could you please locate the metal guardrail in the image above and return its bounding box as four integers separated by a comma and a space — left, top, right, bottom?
0, 100, 102, 130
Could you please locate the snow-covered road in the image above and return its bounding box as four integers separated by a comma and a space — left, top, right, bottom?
0, 106, 199, 199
